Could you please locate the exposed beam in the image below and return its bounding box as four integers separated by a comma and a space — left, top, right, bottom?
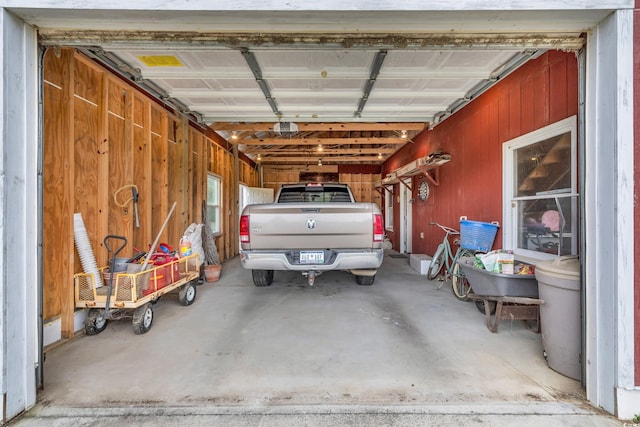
243, 147, 397, 155
257, 156, 385, 163
238, 137, 409, 146
211, 122, 426, 131
40, 31, 585, 52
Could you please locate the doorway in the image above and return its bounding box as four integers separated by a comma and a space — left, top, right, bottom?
399, 179, 413, 254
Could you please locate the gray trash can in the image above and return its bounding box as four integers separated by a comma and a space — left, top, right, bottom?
535, 256, 581, 380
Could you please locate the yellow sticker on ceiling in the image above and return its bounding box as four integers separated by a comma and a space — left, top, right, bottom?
137, 55, 183, 67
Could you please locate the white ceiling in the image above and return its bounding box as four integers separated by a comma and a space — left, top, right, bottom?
19, 6, 610, 164
108, 47, 526, 124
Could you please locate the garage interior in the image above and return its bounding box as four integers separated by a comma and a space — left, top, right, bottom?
40, 31, 584, 341
11, 4, 629, 423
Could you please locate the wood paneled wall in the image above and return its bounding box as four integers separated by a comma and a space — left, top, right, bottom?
339, 173, 381, 206
262, 164, 380, 205
43, 49, 257, 334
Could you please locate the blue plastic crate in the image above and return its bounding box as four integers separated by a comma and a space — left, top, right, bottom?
459, 219, 499, 252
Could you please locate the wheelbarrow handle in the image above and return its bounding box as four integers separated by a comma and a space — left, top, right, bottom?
103, 235, 128, 257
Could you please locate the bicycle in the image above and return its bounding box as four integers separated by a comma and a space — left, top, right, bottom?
427, 221, 475, 300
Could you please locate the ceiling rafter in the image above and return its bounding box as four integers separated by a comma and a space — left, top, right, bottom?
257, 155, 386, 163
242, 147, 397, 155
236, 137, 409, 146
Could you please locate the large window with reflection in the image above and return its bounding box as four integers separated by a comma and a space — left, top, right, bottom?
503, 116, 579, 259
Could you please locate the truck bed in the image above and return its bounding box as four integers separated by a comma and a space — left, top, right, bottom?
240, 202, 379, 250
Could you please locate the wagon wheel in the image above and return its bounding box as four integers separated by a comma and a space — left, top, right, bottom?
178, 280, 197, 306
84, 308, 108, 336
475, 299, 497, 315
132, 303, 153, 334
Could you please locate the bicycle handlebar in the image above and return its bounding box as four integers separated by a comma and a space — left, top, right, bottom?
430, 221, 460, 236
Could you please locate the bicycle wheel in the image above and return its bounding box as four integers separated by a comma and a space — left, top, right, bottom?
427, 244, 446, 280
451, 262, 472, 300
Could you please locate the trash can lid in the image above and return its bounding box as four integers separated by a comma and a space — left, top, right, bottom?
535, 255, 580, 279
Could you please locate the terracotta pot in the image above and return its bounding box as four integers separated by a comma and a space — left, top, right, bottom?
203, 264, 221, 283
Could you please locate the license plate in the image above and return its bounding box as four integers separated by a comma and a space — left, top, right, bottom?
300, 251, 324, 264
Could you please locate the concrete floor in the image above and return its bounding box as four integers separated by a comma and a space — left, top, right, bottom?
13, 252, 622, 426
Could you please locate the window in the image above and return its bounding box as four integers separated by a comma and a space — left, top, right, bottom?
385, 187, 394, 230
207, 174, 221, 235
503, 116, 579, 259
277, 184, 351, 203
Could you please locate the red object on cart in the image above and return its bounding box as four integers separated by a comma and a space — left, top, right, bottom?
143, 254, 179, 295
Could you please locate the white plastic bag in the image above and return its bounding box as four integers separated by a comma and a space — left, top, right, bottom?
182, 223, 204, 265
480, 250, 514, 274
479, 251, 499, 273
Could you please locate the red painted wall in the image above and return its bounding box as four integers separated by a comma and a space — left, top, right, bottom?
634, 1, 640, 386
382, 50, 578, 257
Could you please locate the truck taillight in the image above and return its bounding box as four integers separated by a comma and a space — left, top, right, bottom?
240, 215, 250, 243
373, 214, 384, 242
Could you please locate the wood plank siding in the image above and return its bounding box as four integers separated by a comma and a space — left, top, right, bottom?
42, 48, 260, 335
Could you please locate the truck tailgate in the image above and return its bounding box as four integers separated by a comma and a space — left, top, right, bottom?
243, 203, 376, 250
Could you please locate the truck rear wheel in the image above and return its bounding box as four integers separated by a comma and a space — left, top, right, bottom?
252, 269, 274, 287
355, 274, 375, 286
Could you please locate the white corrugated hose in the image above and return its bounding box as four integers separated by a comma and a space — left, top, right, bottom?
73, 213, 103, 288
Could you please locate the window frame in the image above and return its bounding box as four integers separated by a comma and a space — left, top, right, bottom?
502, 116, 579, 260
206, 173, 222, 236
384, 187, 394, 231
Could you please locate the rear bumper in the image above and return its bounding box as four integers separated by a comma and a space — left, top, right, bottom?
240, 248, 384, 271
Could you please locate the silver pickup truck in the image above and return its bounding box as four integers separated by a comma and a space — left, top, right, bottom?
239, 182, 384, 286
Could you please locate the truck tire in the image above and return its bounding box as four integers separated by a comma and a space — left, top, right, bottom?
355, 274, 375, 286
252, 269, 274, 287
